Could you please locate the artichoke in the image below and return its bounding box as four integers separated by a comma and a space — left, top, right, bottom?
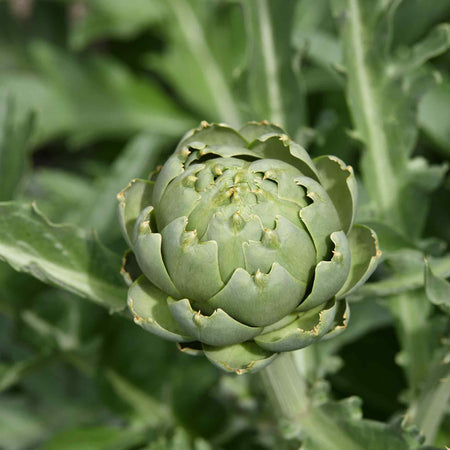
117, 122, 380, 374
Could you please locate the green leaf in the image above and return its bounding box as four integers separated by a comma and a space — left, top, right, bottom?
104, 368, 168, 425
0, 396, 46, 450
144, 428, 212, 450
0, 202, 126, 311
0, 355, 52, 392
405, 341, 450, 445
392, 0, 450, 45
318, 298, 392, 355
147, 0, 242, 125
292, 0, 343, 71
0, 42, 195, 146
302, 399, 427, 450
0, 97, 34, 201
361, 221, 412, 254
40, 425, 147, 450
418, 78, 450, 156
83, 134, 168, 241
69, 0, 166, 50
21, 168, 93, 224
242, 0, 306, 134
387, 289, 442, 398
352, 253, 450, 300
424, 260, 450, 314
394, 24, 450, 75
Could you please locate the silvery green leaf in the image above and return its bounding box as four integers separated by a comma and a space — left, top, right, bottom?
0, 202, 126, 311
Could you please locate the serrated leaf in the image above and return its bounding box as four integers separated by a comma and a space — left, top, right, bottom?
406, 345, 450, 445
0, 202, 126, 311
302, 399, 427, 450
387, 290, 440, 396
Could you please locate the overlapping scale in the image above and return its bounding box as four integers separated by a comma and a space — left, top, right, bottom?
117, 178, 154, 248
206, 263, 307, 327
204, 210, 263, 282
128, 276, 190, 343
243, 215, 316, 285
167, 298, 262, 346
160, 217, 224, 303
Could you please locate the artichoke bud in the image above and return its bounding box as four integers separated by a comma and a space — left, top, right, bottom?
118, 121, 381, 374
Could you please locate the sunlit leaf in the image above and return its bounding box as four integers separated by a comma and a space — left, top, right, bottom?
0, 202, 127, 311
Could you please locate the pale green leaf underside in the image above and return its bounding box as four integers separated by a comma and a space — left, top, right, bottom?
0, 202, 127, 311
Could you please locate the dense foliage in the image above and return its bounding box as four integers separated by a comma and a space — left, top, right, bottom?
0, 1, 449, 449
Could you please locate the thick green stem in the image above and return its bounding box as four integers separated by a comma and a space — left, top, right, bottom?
260, 352, 363, 450
342, 0, 401, 226
260, 352, 309, 422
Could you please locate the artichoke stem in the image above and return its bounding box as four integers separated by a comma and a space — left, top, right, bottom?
260, 352, 363, 450
260, 352, 309, 422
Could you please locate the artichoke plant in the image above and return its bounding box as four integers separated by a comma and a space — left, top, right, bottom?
117, 122, 380, 374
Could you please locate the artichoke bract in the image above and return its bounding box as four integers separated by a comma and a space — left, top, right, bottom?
117, 121, 381, 374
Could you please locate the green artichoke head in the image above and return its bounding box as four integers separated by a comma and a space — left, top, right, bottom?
117, 122, 381, 374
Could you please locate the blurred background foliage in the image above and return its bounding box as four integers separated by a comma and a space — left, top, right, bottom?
0, 0, 449, 448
